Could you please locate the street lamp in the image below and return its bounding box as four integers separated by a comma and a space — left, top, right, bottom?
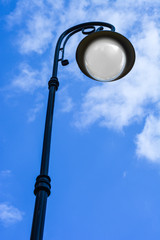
76, 30, 135, 81
30, 22, 135, 240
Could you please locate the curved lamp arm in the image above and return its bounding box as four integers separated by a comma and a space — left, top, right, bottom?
52, 21, 115, 78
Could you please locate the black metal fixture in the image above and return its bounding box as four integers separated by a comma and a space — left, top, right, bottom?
30, 21, 135, 240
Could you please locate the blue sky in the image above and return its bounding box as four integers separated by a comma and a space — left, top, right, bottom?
1, 0, 160, 239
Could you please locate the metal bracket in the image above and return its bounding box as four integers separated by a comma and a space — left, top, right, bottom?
52, 21, 115, 77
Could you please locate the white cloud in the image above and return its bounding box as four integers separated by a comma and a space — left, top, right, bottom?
115, 0, 160, 9
60, 95, 74, 113
58, 87, 74, 113
0, 170, 11, 177
7, 0, 65, 54
18, 14, 54, 54
61, 97, 73, 113
0, 203, 24, 226
27, 103, 44, 122
123, 171, 127, 178
74, 80, 144, 130
136, 115, 160, 163
12, 63, 49, 92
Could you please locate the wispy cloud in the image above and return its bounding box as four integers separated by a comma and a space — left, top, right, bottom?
60, 96, 74, 113
6, 0, 64, 54
18, 13, 55, 54
0, 170, 11, 177
136, 115, 160, 163
123, 171, 127, 178
58, 87, 74, 113
27, 102, 44, 122
0, 203, 24, 226
12, 62, 49, 92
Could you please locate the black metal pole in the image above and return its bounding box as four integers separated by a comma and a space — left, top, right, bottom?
30, 22, 115, 240
30, 78, 59, 240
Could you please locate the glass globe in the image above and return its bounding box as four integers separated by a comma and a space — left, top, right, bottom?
84, 37, 126, 81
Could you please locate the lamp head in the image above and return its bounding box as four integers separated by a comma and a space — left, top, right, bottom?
76, 31, 135, 82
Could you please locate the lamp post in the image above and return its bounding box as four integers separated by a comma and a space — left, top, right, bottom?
30, 21, 135, 240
